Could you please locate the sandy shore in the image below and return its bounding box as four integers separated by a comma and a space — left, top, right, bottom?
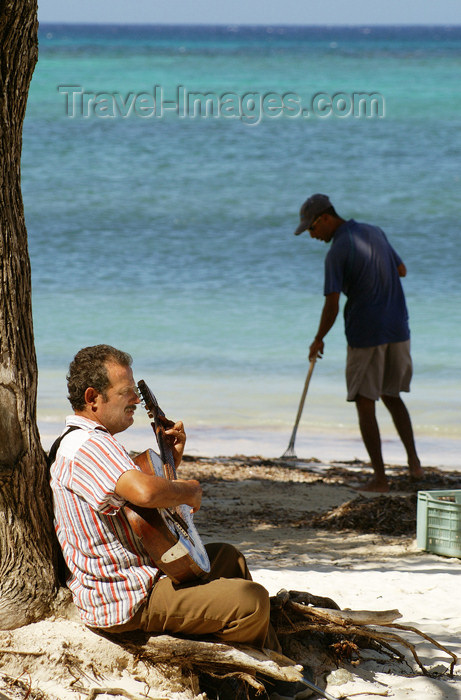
0, 455, 460, 699
39, 418, 461, 470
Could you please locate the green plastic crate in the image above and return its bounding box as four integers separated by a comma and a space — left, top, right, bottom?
417, 490, 461, 558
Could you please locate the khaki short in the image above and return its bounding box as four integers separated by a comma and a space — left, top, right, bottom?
346, 340, 413, 402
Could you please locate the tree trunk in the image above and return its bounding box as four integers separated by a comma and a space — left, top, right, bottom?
0, 0, 59, 628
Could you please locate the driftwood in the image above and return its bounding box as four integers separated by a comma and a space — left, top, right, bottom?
119, 633, 304, 697
118, 634, 341, 700
271, 589, 458, 677
0, 648, 45, 657
87, 690, 167, 700
0, 673, 47, 700
102, 588, 458, 700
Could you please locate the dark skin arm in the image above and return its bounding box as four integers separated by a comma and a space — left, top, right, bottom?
309, 292, 340, 361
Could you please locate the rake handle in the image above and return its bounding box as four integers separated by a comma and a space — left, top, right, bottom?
286, 357, 316, 450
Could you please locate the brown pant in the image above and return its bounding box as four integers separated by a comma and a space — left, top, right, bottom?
103, 542, 280, 651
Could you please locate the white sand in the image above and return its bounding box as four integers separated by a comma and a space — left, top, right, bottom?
255, 554, 461, 699
1, 552, 459, 699
2, 455, 459, 699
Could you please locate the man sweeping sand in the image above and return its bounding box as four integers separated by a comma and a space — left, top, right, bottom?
294, 193, 424, 492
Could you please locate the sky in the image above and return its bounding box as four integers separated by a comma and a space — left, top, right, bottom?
37, 0, 461, 26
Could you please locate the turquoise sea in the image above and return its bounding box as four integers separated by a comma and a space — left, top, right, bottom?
24, 25, 461, 466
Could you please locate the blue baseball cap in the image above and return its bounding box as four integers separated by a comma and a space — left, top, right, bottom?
294, 193, 332, 235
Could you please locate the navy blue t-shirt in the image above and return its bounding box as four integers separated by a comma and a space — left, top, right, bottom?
324, 219, 410, 348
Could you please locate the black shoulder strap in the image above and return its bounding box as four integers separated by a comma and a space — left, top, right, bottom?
47, 424, 82, 587
47, 425, 81, 468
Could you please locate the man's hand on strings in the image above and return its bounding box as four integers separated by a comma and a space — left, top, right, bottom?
163, 419, 187, 468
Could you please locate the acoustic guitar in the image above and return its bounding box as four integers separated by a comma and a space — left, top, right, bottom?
124, 380, 210, 585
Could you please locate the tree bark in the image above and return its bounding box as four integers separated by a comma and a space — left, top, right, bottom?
0, 0, 59, 628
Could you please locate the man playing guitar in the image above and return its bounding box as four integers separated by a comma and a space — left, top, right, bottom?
49, 344, 280, 652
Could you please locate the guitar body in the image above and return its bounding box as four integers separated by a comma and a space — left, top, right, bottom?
124, 446, 211, 585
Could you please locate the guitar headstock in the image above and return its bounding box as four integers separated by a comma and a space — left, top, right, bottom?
137, 379, 164, 420
137, 379, 175, 468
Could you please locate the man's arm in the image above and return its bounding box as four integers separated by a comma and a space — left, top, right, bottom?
309, 292, 340, 361
117, 415, 202, 512
116, 470, 203, 513
397, 262, 407, 277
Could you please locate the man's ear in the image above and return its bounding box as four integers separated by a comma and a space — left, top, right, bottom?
84, 387, 100, 411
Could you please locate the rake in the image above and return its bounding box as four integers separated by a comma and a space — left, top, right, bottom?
281, 357, 316, 459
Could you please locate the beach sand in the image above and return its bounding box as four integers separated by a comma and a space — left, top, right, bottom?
1, 455, 460, 699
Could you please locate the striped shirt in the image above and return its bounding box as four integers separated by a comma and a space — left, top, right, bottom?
50, 415, 158, 628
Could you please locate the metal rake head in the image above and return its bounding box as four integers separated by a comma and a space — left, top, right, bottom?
281, 442, 297, 459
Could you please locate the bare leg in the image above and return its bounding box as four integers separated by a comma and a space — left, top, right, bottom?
381, 394, 424, 479
355, 395, 389, 492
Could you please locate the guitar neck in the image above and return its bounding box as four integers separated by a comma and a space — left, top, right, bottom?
155, 424, 176, 478
138, 379, 177, 478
